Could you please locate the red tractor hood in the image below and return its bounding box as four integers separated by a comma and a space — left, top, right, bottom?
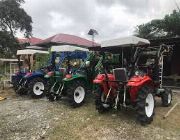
128, 75, 152, 87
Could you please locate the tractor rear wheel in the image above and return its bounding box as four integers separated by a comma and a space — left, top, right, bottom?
95, 86, 111, 113
15, 79, 27, 95
67, 80, 86, 108
136, 86, 155, 125
12, 80, 19, 91
44, 81, 55, 101
161, 88, 172, 107
28, 78, 45, 98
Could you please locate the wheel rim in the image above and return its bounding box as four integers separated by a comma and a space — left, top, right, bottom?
168, 93, 172, 104
101, 93, 105, 102
145, 93, 154, 117
74, 86, 85, 104
33, 82, 44, 96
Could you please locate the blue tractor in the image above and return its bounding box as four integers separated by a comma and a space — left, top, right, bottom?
12, 49, 52, 98
11, 49, 48, 92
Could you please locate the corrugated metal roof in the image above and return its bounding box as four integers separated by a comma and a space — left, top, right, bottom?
18, 37, 43, 45
35, 33, 100, 48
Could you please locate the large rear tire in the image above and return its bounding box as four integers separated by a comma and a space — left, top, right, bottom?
28, 78, 45, 98
44, 81, 51, 97
161, 88, 172, 107
67, 80, 86, 108
12, 80, 19, 91
15, 79, 27, 95
136, 86, 155, 125
95, 86, 111, 113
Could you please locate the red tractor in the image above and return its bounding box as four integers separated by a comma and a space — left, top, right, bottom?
93, 36, 173, 125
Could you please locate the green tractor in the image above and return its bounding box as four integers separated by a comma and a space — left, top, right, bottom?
45, 45, 91, 107
61, 51, 102, 107
45, 45, 120, 107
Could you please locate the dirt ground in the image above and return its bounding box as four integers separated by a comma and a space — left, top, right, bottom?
0, 88, 180, 140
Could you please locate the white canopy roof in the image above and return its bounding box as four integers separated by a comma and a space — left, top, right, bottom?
25, 46, 46, 50
0, 58, 23, 62
50, 45, 89, 52
101, 36, 150, 48
17, 49, 49, 55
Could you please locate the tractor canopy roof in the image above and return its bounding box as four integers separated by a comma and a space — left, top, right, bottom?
17, 49, 49, 55
25, 46, 48, 51
101, 36, 150, 48
50, 45, 89, 52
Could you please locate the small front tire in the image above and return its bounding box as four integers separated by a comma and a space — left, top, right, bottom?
95, 86, 111, 113
28, 78, 45, 98
161, 88, 172, 107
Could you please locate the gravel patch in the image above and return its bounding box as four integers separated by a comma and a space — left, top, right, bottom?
0, 89, 179, 140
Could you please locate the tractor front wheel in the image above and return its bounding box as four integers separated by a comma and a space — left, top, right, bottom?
95, 86, 111, 113
28, 78, 45, 98
161, 88, 172, 107
136, 87, 155, 125
16, 87, 27, 95
67, 81, 86, 107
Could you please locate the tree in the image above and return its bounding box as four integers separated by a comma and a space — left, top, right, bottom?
0, 31, 19, 58
0, 0, 33, 58
135, 10, 180, 39
0, 0, 32, 37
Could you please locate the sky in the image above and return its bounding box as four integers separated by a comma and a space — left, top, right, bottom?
20, 0, 179, 42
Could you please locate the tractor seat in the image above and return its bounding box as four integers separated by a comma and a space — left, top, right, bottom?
59, 68, 66, 75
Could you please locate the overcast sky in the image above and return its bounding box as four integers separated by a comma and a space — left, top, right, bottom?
21, 0, 179, 41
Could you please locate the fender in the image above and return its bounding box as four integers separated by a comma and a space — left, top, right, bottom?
63, 74, 87, 86
24, 71, 45, 81
45, 71, 64, 84
93, 74, 116, 84
11, 72, 26, 84
128, 75, 153, 102
127, 75, 152, 87
44, 71, 54, 79
93, 74, 118, 96
93, 74, 106, 84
